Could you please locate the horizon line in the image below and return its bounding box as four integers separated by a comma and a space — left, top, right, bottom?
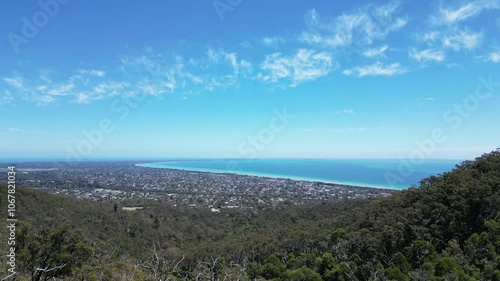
0, 157, 467, 162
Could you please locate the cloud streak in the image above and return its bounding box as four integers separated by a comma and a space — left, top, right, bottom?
344, 62, 406, 77
261, 36, 285, 48
442, 29, 483, 51
259, 49, 333, 86
486, 51, 500, 62
431, 0, 500, 25
3, 77, 23, 89
300, 1, 407, 52
363, 45, 389, 58
3, 0, 500, 106
409, 48, 445, 62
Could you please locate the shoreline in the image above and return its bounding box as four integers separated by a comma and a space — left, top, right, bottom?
135, 162, 403, 191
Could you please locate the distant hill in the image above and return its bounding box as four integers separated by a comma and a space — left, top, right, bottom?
1, 149, 499, 280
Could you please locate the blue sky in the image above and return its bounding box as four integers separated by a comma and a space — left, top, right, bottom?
0, 0, 499, 160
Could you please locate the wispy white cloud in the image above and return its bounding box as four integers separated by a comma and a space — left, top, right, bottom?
47, 83, 75, 96
418, 31, 440, 46
363, 45, 389, 58
301, 1, 407, 53
486, 51, 500, 62
39, 71, 52, 84
414, 1, 497, 61
76, 93, 91, 104
409, 48, 445, 62
32, 94, 56, 106
342, 69, 353, 76
5, 0, 499, 107
442, 29, 483, 51
78, 69, 106, 77
119, 48, 252, 95
137, 78, 168, 96
430, 0, 500, 25
207, 48, 252, 76
8, 127, 28, 133
3, 77, 23, 89
240, 41, 252, 48
92, 82, 128, 96
203, 48, 253, 91
259, 49, 333, 86
2, 68, 132, 105
2, 76, 62, 106
262, 36, 285, 48
345, 62, 406, 77
337, 109, 354, 114
0, 90, 14, 106
207, 48, 220, 63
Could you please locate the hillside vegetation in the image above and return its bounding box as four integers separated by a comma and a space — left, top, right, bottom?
1, 150, 499, 280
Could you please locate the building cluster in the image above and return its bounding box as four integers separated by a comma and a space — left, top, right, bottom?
13, 161, 395, 209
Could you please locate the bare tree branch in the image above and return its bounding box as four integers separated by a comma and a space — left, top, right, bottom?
35, 263, 67, 274
1, 271, 18, 281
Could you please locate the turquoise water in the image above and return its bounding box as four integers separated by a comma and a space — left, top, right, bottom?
136, 159, 462, 189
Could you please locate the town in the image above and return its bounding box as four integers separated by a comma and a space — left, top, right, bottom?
10, 161, 396, 210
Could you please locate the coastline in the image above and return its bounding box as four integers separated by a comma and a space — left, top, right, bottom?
135, 162, 403, 190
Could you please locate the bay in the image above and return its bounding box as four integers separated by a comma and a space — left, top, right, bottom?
137, 159, 462, 189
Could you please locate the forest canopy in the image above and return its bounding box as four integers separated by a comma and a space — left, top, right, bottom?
1, 149, 499, 280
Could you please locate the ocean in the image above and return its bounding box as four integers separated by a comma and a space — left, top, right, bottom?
136, 158, 462, 189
